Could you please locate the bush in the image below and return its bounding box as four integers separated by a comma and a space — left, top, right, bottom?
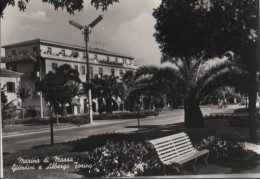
195, 136, 256, 162
25, 106, 40, 117
78, 140, 184, 177
93, 110, 159, 120
14, 117, 49, 125
233, 108, 260, 114
10, 114, 90, 125
228, 117, 248, 127
58, 114, 90, 125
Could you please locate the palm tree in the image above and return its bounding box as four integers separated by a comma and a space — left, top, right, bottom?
135, 58, 245, 128
89, 75, 125, 113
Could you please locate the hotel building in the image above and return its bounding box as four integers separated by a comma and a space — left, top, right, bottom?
1, 39, 137, 115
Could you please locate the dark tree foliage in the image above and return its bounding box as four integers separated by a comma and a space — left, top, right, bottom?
38, 64, 81, 145
153, 0, 259, 141
1, 90, 7, 104
1, 0, 119, 17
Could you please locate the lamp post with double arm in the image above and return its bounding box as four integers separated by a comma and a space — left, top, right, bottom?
69, 15, 103, 124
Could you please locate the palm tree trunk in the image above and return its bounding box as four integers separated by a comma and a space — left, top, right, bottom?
184, 99, 204, 128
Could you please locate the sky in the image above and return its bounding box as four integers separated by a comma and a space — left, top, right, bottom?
0, 0, 163, 66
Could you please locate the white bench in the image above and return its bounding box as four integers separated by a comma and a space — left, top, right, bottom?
149, 132, 209, 172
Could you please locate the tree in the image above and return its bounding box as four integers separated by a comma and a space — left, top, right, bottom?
135, 59, 245, 127
1, 87, 7, 105
17, 81, 33, 118
153, 0, 258, 141
38, 64, 81, 145
121, 71, 138, 111
1, 0, 119, 17
90, 75, 125, 113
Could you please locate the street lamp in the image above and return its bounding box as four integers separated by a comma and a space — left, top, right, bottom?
69, 15, 103, 124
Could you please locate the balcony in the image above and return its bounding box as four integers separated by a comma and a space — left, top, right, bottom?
41, 52, 85, 63
98, 59, 124, 66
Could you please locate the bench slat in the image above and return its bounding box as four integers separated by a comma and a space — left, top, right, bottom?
158, 143, 193, 156
152, 136, 190, 148
155, 139, 192, 152
162, 150, 196, 164
149, 132, 187, 144
160, 147, 196, 160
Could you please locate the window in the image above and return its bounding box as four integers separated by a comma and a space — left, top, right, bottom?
71, 51, 75, 56
89, 67, 93, 78
111, 69, 115, 76
11, 50, 16, 56
107, 56, 110, 61
99, 68, 103, 78
94, 54, 97, 59
47, 47, 52, 54
74, 65, 78, 71
61, 49, 65, 56
33, 47, 38, 54
74, 51, 79, 58
9, 65, 17, 72
82, 66, 85, 75
83, 53, 86, 59
52, 63, 58, 72
6, 82, 15, 93
122, 58, 126, 63
115, 58, 118, 62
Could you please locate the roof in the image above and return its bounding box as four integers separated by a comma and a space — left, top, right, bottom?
0, 68, 23, 77
2, 38, 134, 60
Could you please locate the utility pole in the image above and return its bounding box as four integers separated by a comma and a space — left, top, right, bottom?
0, 17, 3, 178
69, 15, 103, 124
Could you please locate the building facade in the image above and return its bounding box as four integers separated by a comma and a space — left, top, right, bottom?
0, 64, 23, 106
2, 39, 137, 116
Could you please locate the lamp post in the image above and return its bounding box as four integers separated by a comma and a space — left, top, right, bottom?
69, 15, 103, 124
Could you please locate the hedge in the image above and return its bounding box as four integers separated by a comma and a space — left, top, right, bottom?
4, 110, 159, 125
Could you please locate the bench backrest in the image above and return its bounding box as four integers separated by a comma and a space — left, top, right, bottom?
149, 132, 196, 164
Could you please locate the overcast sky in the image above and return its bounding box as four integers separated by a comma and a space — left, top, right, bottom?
0, 0, 164, 66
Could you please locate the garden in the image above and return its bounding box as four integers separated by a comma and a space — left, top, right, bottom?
3, 120, 260, 178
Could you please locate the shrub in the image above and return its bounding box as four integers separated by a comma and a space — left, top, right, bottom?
93, 110, 159, 120
228, 118, 248, 127
78, 140, 184, 177
233, 108, 260, 114
25, 106, 40, 117
195, 136, 256, 162
14, 117, 49, 125
58, 114, 90, 125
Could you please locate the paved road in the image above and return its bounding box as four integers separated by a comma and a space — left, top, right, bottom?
2, 105, 245, 153
3, 109, 185, 153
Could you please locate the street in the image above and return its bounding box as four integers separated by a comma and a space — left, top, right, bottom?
2, 106, 242, 153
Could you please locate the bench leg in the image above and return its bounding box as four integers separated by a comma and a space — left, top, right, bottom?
192, 158, 197, 173
204, 153, 209, 165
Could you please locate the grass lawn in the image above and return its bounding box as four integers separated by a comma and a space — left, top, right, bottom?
3, 123, 79, 136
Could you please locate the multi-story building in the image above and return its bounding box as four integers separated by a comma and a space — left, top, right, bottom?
1, 39, 137, 115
